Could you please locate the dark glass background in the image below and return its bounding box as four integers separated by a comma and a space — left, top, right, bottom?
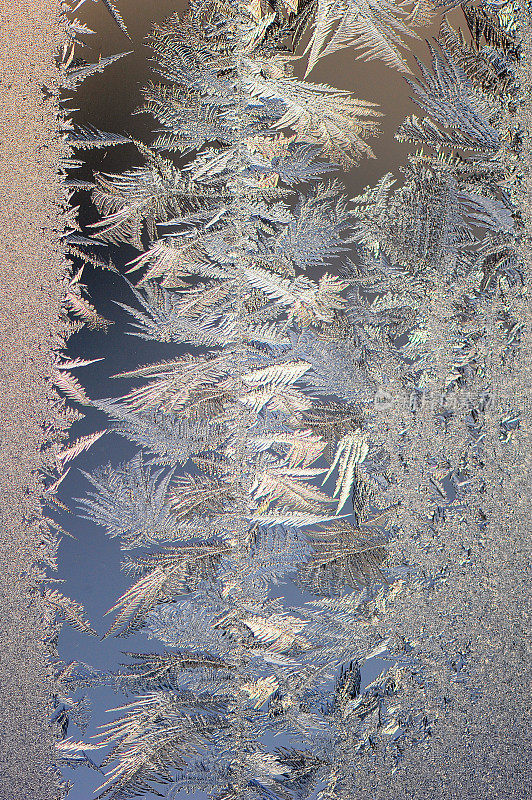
55, 2, 465, 797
